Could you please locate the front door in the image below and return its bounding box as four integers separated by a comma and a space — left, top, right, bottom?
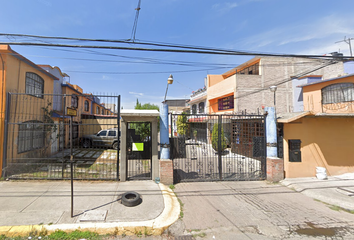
126, 122, 152, 180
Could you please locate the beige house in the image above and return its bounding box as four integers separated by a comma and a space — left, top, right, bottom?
279, 74, 354, 178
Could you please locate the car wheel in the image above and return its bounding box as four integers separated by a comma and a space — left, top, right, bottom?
82, 139, 91, 148
112, 141, 118, 150
121, 191, 142, 207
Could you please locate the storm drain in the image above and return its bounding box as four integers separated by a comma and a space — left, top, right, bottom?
79, 210, 108, 222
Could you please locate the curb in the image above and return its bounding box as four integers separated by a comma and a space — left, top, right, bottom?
0, 183, 180, 237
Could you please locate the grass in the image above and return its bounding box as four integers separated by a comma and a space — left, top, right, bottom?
315, 199, 354, 214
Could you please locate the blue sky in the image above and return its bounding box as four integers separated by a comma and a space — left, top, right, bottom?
2, 0, 354, 109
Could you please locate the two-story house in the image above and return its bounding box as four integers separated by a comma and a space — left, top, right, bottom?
207, 56, 344, 114
0, 45, 58, 176
278, 74, 354, 177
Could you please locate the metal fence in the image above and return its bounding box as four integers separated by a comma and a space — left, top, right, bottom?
170, 113, 266, 182
2, 92, 120, 180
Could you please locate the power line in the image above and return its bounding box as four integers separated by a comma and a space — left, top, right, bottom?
0, 33, 352, 60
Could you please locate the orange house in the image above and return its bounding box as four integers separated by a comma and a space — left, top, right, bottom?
279, 74, 354, 178
0, 45, 58, 177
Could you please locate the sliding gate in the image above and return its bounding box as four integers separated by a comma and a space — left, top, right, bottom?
170, 114, 266, 182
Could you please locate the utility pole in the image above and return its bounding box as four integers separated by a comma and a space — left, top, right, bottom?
335, 36, 354, 57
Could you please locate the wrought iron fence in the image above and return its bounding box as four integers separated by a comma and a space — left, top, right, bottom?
170, 113, 266, 182
2, 92, 120, 180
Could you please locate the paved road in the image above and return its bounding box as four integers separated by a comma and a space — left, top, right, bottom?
173, 181, 354, 240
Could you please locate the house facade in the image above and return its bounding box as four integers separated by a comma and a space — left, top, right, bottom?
0, 45, 58, 176
279, 74, 354, 178
207, 57, 344, 114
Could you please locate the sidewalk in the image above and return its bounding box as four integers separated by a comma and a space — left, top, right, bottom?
0, 180, 180, 236
281, 173, 354, 211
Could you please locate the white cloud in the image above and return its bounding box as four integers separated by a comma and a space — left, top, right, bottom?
212, 2, 238, 14
129, 91, 144, 96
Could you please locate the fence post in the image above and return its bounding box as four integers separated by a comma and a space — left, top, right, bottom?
218, 115, 222, 180
2, 93, 11, 178
117, 95, 120, 181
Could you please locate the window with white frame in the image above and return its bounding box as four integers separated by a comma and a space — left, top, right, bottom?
198, 102, 205, 113
26, 72, 44, 98
18, 121, 44, 153
192, 104, 197, 114
322, 83, 354, 104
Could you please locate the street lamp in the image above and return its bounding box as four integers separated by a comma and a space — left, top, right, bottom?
164, 74, 173, 102
269, 85, 277, 107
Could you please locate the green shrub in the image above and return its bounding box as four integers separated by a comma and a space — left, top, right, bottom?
211, 123, 227, 152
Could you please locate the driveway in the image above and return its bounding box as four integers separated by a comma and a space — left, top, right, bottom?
174, 181, 354, 239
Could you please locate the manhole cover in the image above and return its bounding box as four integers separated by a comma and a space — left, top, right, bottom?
79, 210, 107, 222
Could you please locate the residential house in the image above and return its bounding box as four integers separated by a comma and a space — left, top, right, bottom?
0, 45, 58, 177
278, 74, 354, 178
207, 56, 344, 115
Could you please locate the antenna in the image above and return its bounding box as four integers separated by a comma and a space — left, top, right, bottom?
335, 36, 354, 57
130, 0, 142, 42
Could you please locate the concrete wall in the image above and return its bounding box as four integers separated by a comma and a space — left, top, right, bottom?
283, 117, 354, 178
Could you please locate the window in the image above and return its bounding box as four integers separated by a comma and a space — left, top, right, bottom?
289, 139, 301, 162
26, 72, 44, 98
192, 104, 197, 114
98, 130, 107, 136
237, 63, 259, 75
108, 130, 116, 136
198, 102, 205, 113
71, 95, 78, 108
72, 122, 79, 140
218, 95, 234, 110
101, 109, 104, 115
18, 121, 44, 153
96, 106, 99, 114
84, 100, 89, 112
322, 83, 354, 104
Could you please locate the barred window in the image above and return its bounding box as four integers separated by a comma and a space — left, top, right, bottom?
322, 83, 354, 104
26, 72, 44, 98
198, 102, 205, 113
18, 121, 44, 153
84, 100, 89, 112
192, 104, 197, 114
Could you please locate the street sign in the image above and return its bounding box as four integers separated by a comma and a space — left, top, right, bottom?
66, 107, 77, 116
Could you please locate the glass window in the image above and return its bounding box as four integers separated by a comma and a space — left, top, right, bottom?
98, 130, 107, 136
84, 100, 89, 112
192, 104, 197, 114
18, 121, 44, 153
218, 95, 234, 110
26, 72, 44, 98
101, 109, 104, 115
108, 131, 116, 136
322, 83, 354, 104
198, 102, 205, 113
96, 106, 99, 114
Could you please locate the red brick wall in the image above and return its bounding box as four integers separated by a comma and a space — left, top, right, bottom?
159, 160, 174, 185
267, 158, 284, 182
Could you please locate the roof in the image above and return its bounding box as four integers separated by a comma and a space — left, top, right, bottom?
277, 111, 354, 123
298, 73, 354, 88
0, 45, 58, 80
277, 111, 312, 123
222, 57, 261, 78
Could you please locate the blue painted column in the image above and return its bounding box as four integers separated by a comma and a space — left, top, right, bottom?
160, 102, 170, 159
265, 107, 277, 158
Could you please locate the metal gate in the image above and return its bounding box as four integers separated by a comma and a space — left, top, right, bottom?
170, 113, 266, 182
2, 92, 120, 180
126, 122, 152, 180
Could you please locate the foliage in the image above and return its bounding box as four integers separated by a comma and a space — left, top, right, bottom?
133, 99, 160, 138
211, 123, 227, 152
177, 112, 188, 136
48, 229, 99, 240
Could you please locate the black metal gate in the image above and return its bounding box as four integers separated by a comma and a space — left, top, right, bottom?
126, 122, 152, 180
2, 92, 120, 180
170, 113, 266, 182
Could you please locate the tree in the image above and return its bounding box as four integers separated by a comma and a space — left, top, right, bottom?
211, 123, 227, 152
132, 99, 160, 139
177, 112, 188, 136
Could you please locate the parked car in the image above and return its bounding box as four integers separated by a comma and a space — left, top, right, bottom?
81, 128, 120, 150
